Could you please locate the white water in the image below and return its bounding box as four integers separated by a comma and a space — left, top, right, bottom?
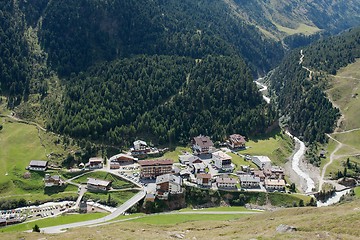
254, 78, 270, 104
317, 189, 351, 207
285, 131, 315, 193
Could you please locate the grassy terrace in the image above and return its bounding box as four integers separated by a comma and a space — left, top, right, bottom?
0, 212, 107, 233
324, 60, 360, 177
129, 213, 247, 225
178, 206, 257, 212
149, 146, 192, 162
72, 171, 135, 189
239, 128, 294, 166
355, 187, 360, 198
0, 117, 78, 202
83, 190, 138, 206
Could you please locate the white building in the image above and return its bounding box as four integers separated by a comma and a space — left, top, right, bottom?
251, 156, 272, 170
216, 177, 237, 188
213, 151, 233, 171
239, 175, 260, 188
196, 173, 212, 186
264, 179, 286, 191
133, 140, 148, 151
156, 174, 183, 200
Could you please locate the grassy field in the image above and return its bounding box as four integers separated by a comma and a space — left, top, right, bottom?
354, 187, 360, 198
179, 206, 256, 212
239, 129, 294, 166
5, 199, 360, 239
274, 22, 320, 36
129, 213, 247, 225
0, 212, 107, 233
0, 116, 78, 202
72, 171, 135, 189
83, 190, 138, 206
333, 131, 360, 151
324, 60, 360, 177
228, 152, 257, 171
149, 146, 191, 162
326, 60, 360, 131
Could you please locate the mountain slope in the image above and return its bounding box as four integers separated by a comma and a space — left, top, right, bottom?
37, 0, 283, 76
225, 0, 360, 39
270, 27, 360, 144
46, 55, 275, 146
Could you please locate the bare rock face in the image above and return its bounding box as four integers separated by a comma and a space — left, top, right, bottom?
276, 224, 297, 233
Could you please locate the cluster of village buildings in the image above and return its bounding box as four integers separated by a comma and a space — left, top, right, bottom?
25, 134, 287, 204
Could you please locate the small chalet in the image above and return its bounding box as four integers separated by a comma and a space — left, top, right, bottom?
110, 161, 120, 169
196, 173, 212, 187
319, 150, 326, 158
216, 177, 237, 188
87, 178, 112, 192
27, 160, 48, 171
264, 179, 286, 191
156, 174, 183, 200
139, 159, 173, 179
134, 140, 148, 151
193, 135, 214, 155
253, 170, 265, 182
227, 134, 246, 149
131, 140, 150, 157
239, 175, 260, 188
109, 153, 138, 166
44, 174, 63, 187
88, 157, 103, 169
213, 151, 233, 171
271, 166, 284, 178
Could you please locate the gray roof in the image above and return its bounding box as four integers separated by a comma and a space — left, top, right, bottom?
239, 175, 260, 183
45, 174, 60, 181
156, 174, 182, 185
87, 178, 111, 187
216, 177, 237, 184
179, 154, 199, 163
29, 160, 48, 167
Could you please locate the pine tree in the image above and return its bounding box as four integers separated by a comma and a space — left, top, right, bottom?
33, 224, 40, 232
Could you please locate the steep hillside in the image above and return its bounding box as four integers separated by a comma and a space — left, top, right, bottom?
226, 0, 360, 39
0, 1, 30, 105
269, 28, 360, 144
45, 55, 275, 146
37, 0, 283, 76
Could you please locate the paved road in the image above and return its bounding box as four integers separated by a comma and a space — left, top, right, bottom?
39, 190, 146, 234
74, 185, 87, 209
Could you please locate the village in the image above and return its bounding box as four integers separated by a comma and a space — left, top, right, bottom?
0, 133, 291, 227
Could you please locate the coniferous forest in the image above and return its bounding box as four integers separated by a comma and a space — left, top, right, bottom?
1, 0, 360, 147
